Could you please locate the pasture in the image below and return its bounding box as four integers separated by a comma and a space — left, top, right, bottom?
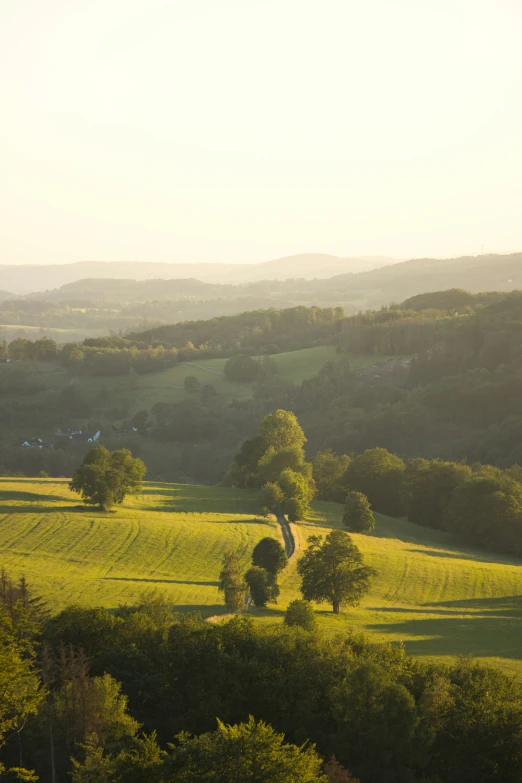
1, 477, 522, 675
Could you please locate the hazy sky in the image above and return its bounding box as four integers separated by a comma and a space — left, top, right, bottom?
1, 0, 522, 265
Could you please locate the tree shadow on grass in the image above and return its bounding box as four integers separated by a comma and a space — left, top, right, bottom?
102, 576, 219, 587
367, 597, 522, 660
429, 595, 522, 616
407, 547, 522, 566
138, 484, 260, 515
0, 489, 72, 504
0, 503, 94, 515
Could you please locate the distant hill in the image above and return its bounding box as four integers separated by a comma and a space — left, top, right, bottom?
326, 252, 522, 305
0, 254, 399, 295
44, 277, 237, 302
0, 290, 12, 303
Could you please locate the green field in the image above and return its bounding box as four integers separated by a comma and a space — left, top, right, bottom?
0, 345, 393, 421
1, 477, 522, 675
0, 324, 110, 342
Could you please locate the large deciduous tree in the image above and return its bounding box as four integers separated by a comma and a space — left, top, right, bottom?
297, 530, 375, 614
244, 567, 279, 608
259, 409, 306, 453
342, 491, 375, 533
252, 537, 288, 575
444, 468, 522, 554
406, 458, 472, 529
224, 354, 264, 382
70, 446, 146, 510
218, 551, 246, 613
167, 716, 327, 782
312, 449, 351, 503
346, 448, 406, 516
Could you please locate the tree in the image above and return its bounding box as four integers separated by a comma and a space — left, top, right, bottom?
70, 446, 146, 510
297, 530, 376, 614
34, 336, 58, 360
54, 673, 139, 755
256, 445, 306, 485
218, 552, 246, 613
244, 567, 279, 607
284, 599, 317, 631
406, 458, 472, 529
279, 468, 314, 522
259, 409, 306, 452
224, 354, 263, 382
184, 375, 201, 394
0, 607, 43, 780
228, 436, 268, 488
200, 383, 217, 403
168, 716, 327, 782
312, 450, 351, 502
444, 470, 522, 554
346, 448, 406, 516
342, 491, 375, 533
8, 338, 35, 359
261, 482, 285, 515
252, 537, 288, 575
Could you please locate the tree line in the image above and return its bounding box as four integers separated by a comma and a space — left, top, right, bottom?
313, 445, 522, 556
0, 304, 343, 376
2, 572, 522, 782
228, 407, 522, 558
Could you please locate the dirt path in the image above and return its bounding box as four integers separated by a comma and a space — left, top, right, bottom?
206, 508, 296, 624
275, 507, 295, 558
181, 361, 224, 376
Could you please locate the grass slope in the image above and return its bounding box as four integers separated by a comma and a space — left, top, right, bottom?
2, 478, 520, 674
0, 346, 392, 419
0, 478, 278, 611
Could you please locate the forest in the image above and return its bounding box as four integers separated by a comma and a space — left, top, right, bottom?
3, 572, 522, 783
3, 291, 522, 489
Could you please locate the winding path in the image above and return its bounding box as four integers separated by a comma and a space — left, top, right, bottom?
275, 505, 295, 558
181, 361, 224, 376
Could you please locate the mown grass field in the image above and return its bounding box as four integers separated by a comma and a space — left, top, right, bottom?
1, 477, 522, 675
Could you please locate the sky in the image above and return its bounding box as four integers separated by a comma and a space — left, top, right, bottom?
1, 0, 522, 265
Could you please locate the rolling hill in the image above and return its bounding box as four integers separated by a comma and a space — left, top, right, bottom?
1, 477, 521, 675
0, 255, 399, 295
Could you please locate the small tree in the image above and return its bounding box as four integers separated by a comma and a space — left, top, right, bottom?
245, 567, 279, 607
184, 375, 201, 394
70, 446, 146, 510
343, 491, 375, 533
284, 599, 316, 631
218, 551, 246, 613
261, 482, 284, 515
297, 530, 376, 614
279, 468, 314, 522
224, 354, 263, 382
252, 537, 288, 575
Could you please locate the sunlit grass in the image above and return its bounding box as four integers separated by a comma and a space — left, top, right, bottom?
2, 477, 521, 675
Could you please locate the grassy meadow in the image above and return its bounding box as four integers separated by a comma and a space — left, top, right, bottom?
1, 477, 522, 675
0, 346, 394, 423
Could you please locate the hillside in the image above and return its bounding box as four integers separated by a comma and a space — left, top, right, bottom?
0, 255, 399, 295
0, 344, 393, 482
1, 477, 521, 675
3, 252, 521, 341
329, 251, 522, 306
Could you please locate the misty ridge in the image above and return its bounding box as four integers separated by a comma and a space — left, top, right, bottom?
0, 251, 521, 343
